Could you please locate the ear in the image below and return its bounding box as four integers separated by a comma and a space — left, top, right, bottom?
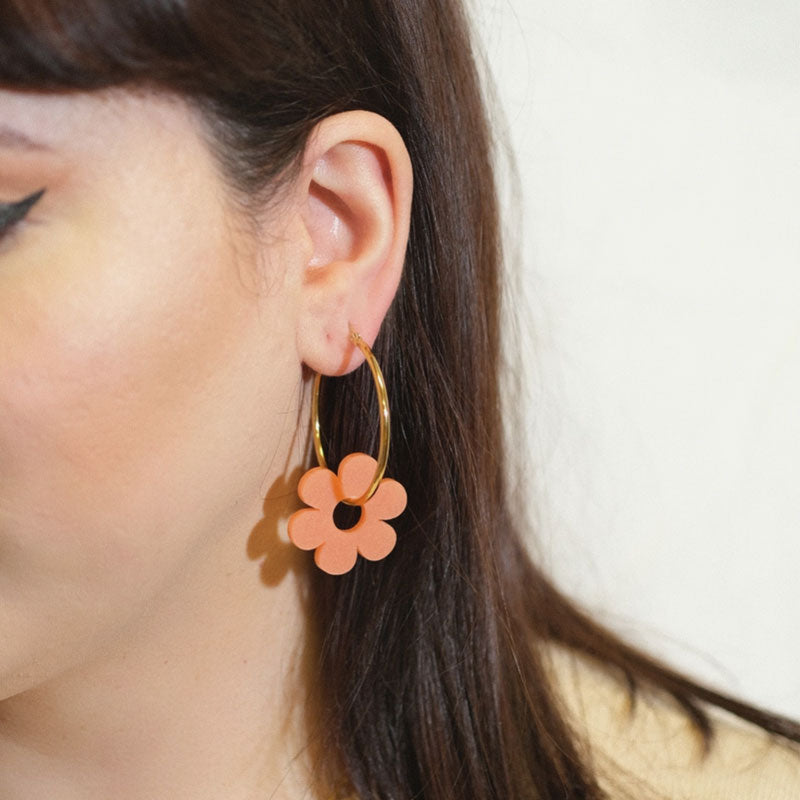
294, 110, 413, 375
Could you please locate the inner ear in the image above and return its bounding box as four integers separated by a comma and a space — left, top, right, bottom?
306, 181, 358, 268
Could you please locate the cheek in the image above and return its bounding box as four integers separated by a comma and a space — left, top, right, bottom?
0, 197, 286, 680
2, 214, 234, 498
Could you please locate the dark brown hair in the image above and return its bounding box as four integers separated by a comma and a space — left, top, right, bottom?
2, 0, 798, 797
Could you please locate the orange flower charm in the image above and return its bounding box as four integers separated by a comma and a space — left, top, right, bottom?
288, 452, 407, 575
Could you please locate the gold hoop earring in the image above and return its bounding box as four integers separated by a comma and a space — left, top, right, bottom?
311, 330, 389, 505
287, 329, 407, 575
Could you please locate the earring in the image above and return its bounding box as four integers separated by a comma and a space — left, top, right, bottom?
287, 329, 407, 575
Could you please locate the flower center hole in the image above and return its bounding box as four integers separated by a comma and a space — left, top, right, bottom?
332, 501, 363, 531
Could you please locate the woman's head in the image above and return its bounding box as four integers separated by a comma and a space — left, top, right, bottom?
0, 2, 570, 798
7, 3, 797, 800
0, 78, 412, 694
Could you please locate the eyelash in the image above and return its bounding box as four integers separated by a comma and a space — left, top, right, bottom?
0, 188, 46, 242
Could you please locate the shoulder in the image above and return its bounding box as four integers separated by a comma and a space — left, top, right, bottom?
543, 643, 800, 800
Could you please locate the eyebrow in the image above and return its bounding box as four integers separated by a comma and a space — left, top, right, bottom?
0, 125, 54, 152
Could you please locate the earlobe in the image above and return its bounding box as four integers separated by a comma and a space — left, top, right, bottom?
295, 111, 413, 376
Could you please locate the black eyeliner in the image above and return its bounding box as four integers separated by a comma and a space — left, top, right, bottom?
0, 187, 46, 229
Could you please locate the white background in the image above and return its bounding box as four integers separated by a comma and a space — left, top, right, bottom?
472, 0, 800, 718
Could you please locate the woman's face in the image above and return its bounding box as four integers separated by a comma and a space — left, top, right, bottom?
0, 88, 305, 697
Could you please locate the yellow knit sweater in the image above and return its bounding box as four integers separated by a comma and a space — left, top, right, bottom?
546, 644, 800, 799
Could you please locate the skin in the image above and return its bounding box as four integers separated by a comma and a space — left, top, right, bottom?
0, 88, 413, 799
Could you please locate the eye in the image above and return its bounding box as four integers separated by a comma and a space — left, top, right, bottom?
0, 188, 45, 242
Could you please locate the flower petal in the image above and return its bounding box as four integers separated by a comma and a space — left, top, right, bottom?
287, 508, 328, 551
297, 466, 339, 510
363, 478, 407, 521
357, 520, 397, 562
314, 529, 359, 575
337, 453, 377, 500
